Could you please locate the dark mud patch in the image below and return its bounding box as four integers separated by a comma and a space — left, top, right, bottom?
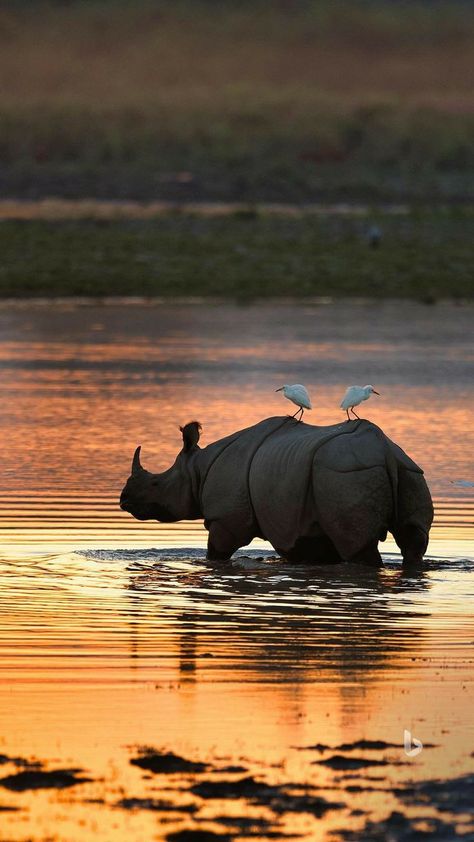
167, 829, 302, 842
191, 776, 276, 800
337, 774, 386, 782
0, 768, 92, 791
335, 810, 464, 841
0, 804, 21, 811
335, 740, 402, 751
216, 765, 248, 774
270, 792, 344, 818
190, 777, 344, 817
399, 773, 474, 815
298, 739, 437, 753
313, 755, 398, 771
339, 774, 474, 840
166, 831, 234, 842
341, 738, 440, 751
210, 815, 301, 836
117, 797, 198, 813
295, 742, 331, 753
130, 748, 208, 774
0, 753, 42, 768
212, 816, 273, 830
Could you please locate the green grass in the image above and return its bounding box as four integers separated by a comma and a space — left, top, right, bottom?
0, 1, 473, 202
1, 211, 472, 299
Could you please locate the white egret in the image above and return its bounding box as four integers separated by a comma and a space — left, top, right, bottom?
340, 384, 380, 421
276, 384, 312, 421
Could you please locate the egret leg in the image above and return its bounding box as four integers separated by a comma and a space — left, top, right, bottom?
346, 409, 351, 421
350, 407, 360, 420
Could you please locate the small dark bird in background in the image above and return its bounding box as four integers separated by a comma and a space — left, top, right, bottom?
367, 224, 382, 249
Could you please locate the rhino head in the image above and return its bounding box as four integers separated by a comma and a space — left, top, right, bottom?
120, 421, 202, 522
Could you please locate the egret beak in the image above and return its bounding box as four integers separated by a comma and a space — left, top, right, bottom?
275, 387, 283, 392
372, 389, 380, 395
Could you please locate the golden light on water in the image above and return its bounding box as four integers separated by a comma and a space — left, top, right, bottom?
0, 302, 473, 840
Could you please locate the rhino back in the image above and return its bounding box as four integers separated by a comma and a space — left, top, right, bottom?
249, 419, 394, 555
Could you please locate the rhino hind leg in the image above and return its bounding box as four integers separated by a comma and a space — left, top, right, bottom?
347, 540, 383, 567
394, 524, 428, 565
278, 535, 343, 565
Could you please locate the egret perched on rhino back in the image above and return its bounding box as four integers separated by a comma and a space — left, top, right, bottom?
341, 384, 380, 421
276, 384, 312, 420
120, 416, 433, 567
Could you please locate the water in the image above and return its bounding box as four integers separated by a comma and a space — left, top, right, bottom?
0, 301, 473, 841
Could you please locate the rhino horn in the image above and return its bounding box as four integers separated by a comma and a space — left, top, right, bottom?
132, 445, 144, 475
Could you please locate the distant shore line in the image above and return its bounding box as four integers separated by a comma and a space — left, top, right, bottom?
0, 198, 467, 221
1, 296, 473, 309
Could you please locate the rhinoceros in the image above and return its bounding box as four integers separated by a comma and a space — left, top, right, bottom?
120, 416, 433, 565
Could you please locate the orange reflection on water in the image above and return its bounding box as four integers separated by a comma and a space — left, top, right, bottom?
0, 550, 473, 841
0, 301, 473, 841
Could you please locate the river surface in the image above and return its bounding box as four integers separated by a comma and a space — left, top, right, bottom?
0, 301, 473, 842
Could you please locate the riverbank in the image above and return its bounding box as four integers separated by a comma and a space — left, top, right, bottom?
1, 208, 472, 299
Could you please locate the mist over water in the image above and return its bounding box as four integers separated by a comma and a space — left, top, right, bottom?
0, 301, 473, 840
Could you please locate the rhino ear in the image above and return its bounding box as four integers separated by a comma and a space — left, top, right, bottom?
179, 421, 202, 452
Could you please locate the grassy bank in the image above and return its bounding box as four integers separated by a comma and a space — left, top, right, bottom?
0, 210, 472, 299
0, 1, 473, 202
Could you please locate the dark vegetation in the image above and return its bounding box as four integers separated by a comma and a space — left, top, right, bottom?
0, 210, 471, 299
0, 0, 473, 203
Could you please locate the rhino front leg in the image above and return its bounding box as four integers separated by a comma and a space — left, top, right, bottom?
205, 520, 242, 562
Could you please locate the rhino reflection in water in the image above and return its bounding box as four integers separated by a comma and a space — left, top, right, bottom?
120, 417, 433, 566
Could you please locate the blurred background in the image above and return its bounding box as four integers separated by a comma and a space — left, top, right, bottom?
0, 0, 473, 204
